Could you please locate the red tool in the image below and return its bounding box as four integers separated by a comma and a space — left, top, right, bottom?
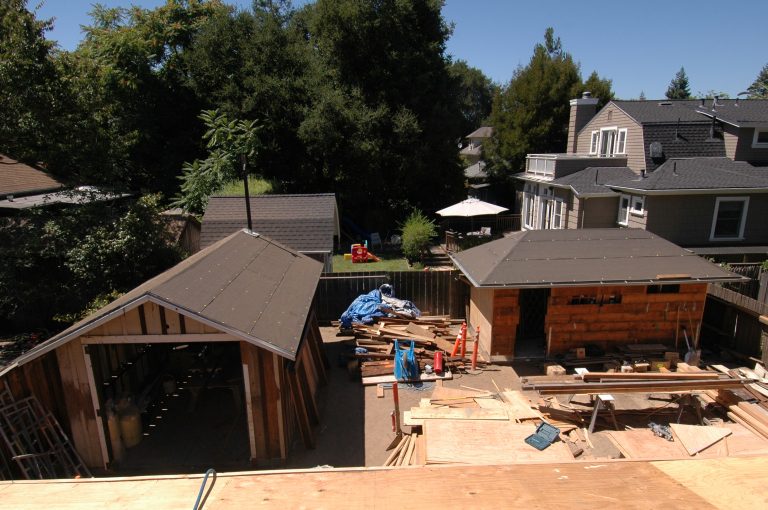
434, 351, 444, 374
386, 382, 403, 450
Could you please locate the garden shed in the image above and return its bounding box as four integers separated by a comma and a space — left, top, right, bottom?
0, 229, 326, 473
450, 229, 744, 361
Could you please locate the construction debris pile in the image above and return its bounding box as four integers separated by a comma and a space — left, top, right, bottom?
340, 316, 484, 384
383, 357, 768, 466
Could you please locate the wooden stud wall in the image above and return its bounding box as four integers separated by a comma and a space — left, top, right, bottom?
88, 303, 221, 338
491, 289, 520, 356
544, 284, 707, 354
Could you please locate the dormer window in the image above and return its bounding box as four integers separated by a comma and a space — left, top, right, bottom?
599, 127, 617, 157
616, 128, 628, 154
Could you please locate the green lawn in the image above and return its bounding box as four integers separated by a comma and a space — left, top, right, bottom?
332, 253, 421, 272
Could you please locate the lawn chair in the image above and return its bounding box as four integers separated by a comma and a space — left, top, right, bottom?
370, 232, 383, 250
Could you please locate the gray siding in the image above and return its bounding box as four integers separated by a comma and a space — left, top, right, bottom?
577, 105, 645, 173
580, 196, 619, 228
645, 194, 768, 246
724, 125, 768, 162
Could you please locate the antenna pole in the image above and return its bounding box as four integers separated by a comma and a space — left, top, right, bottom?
242, 154, 253, 231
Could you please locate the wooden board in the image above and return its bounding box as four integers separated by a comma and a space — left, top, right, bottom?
607, 429, 689, 460
409, 407, 509, 421
7, 457, 768, 509
424, 420, 573, 464
500, 391, 544, 421
669, 424, 732, 456
361, 370, 452, 386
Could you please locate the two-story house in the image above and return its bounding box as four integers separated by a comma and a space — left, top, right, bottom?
460, 126, 493, 201
514, 95, 768, 260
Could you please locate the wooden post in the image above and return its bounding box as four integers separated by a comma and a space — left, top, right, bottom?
287, 363, 315, 449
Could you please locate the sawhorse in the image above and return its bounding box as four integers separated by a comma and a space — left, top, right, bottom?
588, 393, 619, 433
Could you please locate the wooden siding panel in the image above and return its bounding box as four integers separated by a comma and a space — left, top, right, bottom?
469, 287, 495, 359
544, 284, 706, 355
55, 339, 104, 468
576, 105, 644, 172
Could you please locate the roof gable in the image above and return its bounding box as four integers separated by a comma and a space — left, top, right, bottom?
2, 230, 323, 374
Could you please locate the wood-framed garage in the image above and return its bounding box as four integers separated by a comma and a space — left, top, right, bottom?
451, 229, 746, 361
0, 230, 327, 473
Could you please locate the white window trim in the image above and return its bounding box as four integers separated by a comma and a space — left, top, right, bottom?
522, 183, 537, 230
589, 131, 599, 155
752, 128, 768, 148
599, 126, 619, 157
617, 194, 630, 226
630, 195, 644, 216
616, 128, 628, 154
710, 196, 749, 241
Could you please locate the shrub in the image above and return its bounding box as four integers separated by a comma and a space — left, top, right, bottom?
400, 210, 436, 261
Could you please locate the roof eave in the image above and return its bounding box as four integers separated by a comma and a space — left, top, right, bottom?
467, 276, 745, 289
607, 185, 768, 195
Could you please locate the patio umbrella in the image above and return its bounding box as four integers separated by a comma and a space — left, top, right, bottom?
436, 197, 508, 217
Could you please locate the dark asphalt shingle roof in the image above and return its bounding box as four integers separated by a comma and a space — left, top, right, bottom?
450, 228, 742, 288
464, 161, 488, 180
1, 230, 323, 374
607, 158, 768, 191
642, 123, 726, 172
201, 194, 339, 252
0, 153, 64, 197
550, 166, 636, 196
694, 99, 768, 127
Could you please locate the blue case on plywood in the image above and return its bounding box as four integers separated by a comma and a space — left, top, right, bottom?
525, 421, 560, 450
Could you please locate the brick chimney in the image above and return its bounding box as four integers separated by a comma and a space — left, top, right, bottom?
567, 92, 599, 153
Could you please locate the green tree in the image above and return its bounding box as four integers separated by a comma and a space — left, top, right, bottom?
665, 66, 692, 99
486, 28, 590, 176
582, 71, 614, 109
448, 60, 497, 136
747, 63, 768, 99
175, 109, 261, 214
0, 0, 64, 163
0, 195, 180, 333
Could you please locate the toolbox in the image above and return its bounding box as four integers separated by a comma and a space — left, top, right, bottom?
524, 421, 560, 450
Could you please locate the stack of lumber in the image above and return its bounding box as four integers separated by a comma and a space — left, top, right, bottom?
348, 316, 475, 383
383, 432, 425, 466
677, 362, 768, 440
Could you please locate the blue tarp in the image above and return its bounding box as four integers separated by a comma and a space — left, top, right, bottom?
339, 289, 387, 329
339, 287, 421, 329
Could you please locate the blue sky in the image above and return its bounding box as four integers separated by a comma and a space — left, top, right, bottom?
36, 0, 768, 100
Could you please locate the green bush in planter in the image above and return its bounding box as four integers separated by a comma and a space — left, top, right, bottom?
401, 210, 437, 262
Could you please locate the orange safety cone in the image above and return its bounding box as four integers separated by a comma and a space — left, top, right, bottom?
460, 321, 467, 358
450, 333, 461, 357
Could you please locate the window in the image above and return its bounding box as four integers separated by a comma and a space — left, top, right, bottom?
599, 127, 618, 157
617, 194, 630, 226
647, 284, 680, 294
630, 195, 644, 216
616, 128, 628, 154
710, 197, 749, 240
523, 183, 538, 229
543, 197, 565, 229
589, 131, 599, 154
753, 128, 768, 148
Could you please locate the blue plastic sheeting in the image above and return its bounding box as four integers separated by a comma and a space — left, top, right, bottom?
339, 287, 421, 329
394, 341, 419, 381
339, 289, 387, 329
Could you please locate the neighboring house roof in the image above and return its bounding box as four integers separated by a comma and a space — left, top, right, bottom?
607, 158, 768, 193
0, 230, 323, 375
464, 161, 487, 180
611, 100, 711, 124
514, 167, 636, 197
0, 153, 64, 197
693, 99, 768, 128
466, 126, 494, 139
450, 228, 742, 288
0, 186, 129, 209
459, 145, 482, 157
201, 193, 339, 252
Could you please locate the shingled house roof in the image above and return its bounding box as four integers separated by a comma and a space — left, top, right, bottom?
450, 228, 743, 289
0, 153, 64, 198
610, 99, 768, 128
693, 99, 768, 128
0, 230, 323, 375
607, 158, 768, 193
201, 194, 339, 252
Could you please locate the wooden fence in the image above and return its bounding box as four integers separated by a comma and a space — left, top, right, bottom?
704, 284, 767, 363
723, 263, 764, 299
314, 270, 468, 323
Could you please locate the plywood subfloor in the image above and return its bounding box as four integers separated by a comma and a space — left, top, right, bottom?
424, 419, 573, 464
3, 457, 768, 509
